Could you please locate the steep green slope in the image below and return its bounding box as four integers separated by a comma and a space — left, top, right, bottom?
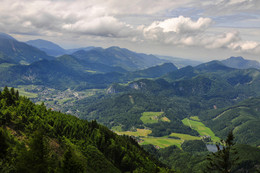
200, 97, 260, 146
143, 143, 260, 173
74, 91, 199, 137
0, 87, 169, 173
0, 34, 53, 64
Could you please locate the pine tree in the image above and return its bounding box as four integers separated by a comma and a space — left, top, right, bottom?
15, 90, 19, 100
205, 131, 239, 173
16, 130, 50, 173
61, 147, 84, 173
0, 128, 9, 159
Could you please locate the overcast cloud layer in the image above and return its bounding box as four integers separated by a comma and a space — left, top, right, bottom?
1, 0, 260, 61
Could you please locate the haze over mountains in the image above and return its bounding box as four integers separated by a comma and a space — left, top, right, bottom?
222, 56, 260, 69
1, 33, 260, 172
0, 33, 53, 64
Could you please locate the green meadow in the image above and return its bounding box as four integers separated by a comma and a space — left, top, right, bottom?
140, 137, 183, 148
169, 132, 201, 141
116, 129, 203, 148
140, 112, 170, 124
182, 118, 220, 142
116, 129, 152, 137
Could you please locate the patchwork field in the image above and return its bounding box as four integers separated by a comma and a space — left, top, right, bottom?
140, 112, 170, 124
115, 128, 203, 148
182, 118, 220, 142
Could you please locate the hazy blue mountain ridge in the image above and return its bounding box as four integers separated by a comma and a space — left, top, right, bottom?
26, 39, 66, 56
0, 34, 54, 64
222, 56, 260, 69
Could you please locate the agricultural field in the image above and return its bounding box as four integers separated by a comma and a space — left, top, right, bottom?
140, 112, 170, 124
182, 118, 220, 142
169, 133, 201, 141
116, 128, 203, 148
140, 137, 183, 148
116, 128, 152, 137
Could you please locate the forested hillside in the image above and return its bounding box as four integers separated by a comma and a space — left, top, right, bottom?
70, 61, 260, 147
200, 97, 260, 146
0, 87, 170, 173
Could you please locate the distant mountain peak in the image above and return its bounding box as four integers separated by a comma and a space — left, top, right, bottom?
222, 56, 260, 69
26, 39, 65, 56
229, 56, 244, 60
72, 46, 167, 71
195, 60, 234, 72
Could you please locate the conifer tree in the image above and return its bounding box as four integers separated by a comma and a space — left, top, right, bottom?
16, 130, 50, 173
205, 131, 239, 173
61, 147, 84, 173
0, 128, 8, 159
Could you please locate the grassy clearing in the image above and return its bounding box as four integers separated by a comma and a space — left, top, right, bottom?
140, 112, 163, 124
140, 112, 170, 124
169, 133, 201, 141
117, 129, 202, 148
116, 129, 152, 137
161, 117, 171, 122
140, 137, 182, 148
3, 87, 38, 98
182, 118, 220, 142
190, 116, 200, 121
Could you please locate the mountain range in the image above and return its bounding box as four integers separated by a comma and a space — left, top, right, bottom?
70, 60, 260, 146
1, 32, 260, 172
0, 33, 53, 64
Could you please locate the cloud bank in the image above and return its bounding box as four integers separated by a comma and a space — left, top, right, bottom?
0, 0, 259, 57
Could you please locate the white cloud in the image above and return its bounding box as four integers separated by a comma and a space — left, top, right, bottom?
62, 16, 134, 37
0, 0, 135, 37
140, 16, 260, 55
0, 0, 259, 59
228, 41, 260, 53
144, 16, 212, 34
142, 16, 213, 44
204, 31, 241, 49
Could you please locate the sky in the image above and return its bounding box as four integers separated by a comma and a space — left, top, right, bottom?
0, 0, 260, 61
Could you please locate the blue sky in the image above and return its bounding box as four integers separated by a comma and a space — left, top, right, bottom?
0, 0, 259, 61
